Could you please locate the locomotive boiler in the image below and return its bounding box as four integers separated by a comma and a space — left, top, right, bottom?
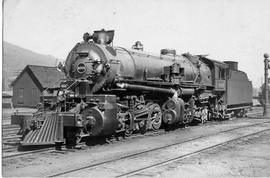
11, 29, 253, 146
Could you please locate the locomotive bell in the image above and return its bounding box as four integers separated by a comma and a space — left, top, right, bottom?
160, 49, 176, 56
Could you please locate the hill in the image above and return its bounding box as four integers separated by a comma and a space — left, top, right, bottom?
3, 41, 59, 90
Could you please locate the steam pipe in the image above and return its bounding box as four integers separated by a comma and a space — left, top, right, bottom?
116, 83, 195, 97
116, 83, 175, 96
180, 88, 195, 95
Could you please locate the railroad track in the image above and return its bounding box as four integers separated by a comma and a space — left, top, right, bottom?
2, 125, 21, 141
2, 125, 21, 150
2, 124, 55, 159
2, 142, 89, 160
2, 136, 21, 141
3, 128, 20, 133
48, 120, 270, 177
3, 133, 20, 138
118, 129, 270, 178
1, 130, 164, 160
2, 125, 20, 129
2, 147, 56, 159
3, 146, 19, 152
2, 119, 269, 161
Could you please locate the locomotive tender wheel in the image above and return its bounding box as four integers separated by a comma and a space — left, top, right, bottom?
234, 109, 243, 118
239, 109, 245, 118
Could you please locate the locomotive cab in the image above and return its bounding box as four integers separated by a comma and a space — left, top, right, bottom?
200, 57, 228, 91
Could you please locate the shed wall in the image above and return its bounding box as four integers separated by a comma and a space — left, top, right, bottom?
12, 71, 41, 108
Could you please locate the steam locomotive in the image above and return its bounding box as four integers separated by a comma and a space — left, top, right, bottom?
11, 29, 253, 146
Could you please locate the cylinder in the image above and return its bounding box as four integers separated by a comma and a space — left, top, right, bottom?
162, 97, 185, 125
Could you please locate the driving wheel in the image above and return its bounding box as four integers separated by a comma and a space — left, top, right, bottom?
148, 103, 162, 131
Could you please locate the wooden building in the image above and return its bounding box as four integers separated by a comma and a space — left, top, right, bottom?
11, 65, 65, 108
2, 91, 13, 108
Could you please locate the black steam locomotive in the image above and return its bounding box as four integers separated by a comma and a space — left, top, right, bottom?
11, 29, 253, 146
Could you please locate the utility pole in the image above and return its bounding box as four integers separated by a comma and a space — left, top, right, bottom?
55, 58, 58, 67
263, 53, 270, 117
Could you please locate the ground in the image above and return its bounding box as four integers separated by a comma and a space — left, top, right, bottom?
132, 130, 270, 177
2, 107, 270, 177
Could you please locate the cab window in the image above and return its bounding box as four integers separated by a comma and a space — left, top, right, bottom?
218, 67, 225, 79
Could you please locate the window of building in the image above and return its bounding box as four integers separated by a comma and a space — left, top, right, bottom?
18, 88, 24, 104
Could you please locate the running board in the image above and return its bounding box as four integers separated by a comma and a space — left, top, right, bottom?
20, 113, 64, 146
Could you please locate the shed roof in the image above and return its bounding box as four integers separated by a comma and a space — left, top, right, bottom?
11, 65, 65, 90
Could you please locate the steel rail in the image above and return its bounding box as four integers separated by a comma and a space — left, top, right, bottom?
2, 125, 20, 129
2, 142, 87, 160
3, 130, 20, 135
2, 135, 21, 141
2, 127, 20, 132
48, 120, 270, 177
2, 134, 20, 139
2, 147, 55, 159
2, 146, 19, 152
2, 129, 18, 133
2, 127, 20, 131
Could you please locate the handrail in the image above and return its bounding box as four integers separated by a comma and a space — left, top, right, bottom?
115, 46, 136, 71
41, 78, 64, 95
41, 78, 65, 110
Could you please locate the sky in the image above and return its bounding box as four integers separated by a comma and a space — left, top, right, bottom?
3, 0, 270, 88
